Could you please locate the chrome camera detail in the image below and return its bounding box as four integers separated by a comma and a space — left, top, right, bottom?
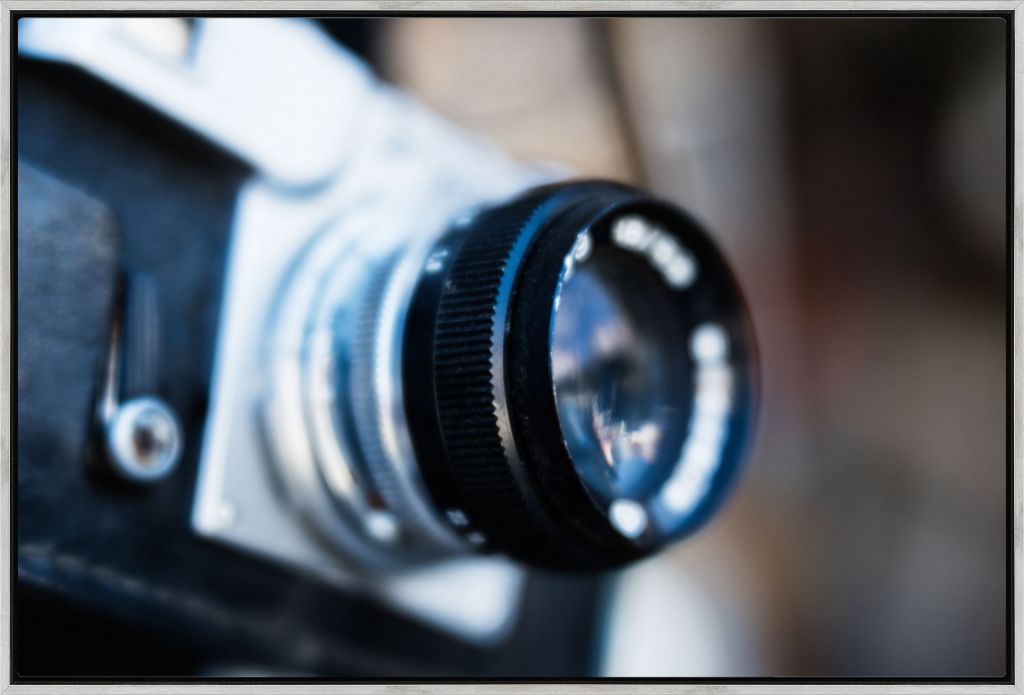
20, 16, 757, 648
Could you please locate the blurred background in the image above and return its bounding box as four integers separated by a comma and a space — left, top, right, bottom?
359, 16, 1008, 678
16, 15, 1008, 680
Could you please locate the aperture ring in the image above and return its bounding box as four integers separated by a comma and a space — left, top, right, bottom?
349, 248, 467, 554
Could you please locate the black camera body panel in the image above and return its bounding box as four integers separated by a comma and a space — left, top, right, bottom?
15, 59, 605, 679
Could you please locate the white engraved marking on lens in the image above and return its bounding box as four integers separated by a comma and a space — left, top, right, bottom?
611, 215, 696, 289
665, 254, 696, 288
691, 323, 729, 363
425, 249, 449, 273
446, 509, 469, 527
466, 531, 486, 546
609, 499, 648, 539
695, 365, 732, 414
662, 323, 733, 514
611, 216, 651, 248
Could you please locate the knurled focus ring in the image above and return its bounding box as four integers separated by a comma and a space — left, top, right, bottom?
407, 193, 597, 566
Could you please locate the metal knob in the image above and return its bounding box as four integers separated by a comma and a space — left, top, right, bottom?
97, 273, 183, 484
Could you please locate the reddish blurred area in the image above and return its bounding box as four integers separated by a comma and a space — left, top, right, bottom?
379, 17, 1007, 677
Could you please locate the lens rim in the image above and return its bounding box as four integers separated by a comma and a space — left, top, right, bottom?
404, 180, 758, 570
507, 191, 757, 565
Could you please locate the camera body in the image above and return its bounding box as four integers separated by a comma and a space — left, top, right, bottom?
184, 21, 555, 640
18, 18, 604, 676
17, 17, 754, 677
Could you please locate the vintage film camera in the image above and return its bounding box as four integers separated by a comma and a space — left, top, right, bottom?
16, 17, 755, 677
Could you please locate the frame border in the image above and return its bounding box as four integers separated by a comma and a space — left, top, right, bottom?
0, 3, 1019, 693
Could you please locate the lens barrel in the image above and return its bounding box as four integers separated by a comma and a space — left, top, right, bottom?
403, 181, 756, 570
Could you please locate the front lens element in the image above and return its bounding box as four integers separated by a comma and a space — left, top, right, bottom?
551, 247, 687, 504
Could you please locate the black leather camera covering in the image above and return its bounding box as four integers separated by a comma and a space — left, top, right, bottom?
15, 59, 604, 679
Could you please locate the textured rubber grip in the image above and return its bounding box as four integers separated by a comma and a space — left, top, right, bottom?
429, 199, 557, 549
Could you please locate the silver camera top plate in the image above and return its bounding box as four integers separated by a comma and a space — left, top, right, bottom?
21, 16, 560, 644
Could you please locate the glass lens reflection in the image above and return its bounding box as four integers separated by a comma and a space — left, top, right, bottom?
551, 244, 688, 504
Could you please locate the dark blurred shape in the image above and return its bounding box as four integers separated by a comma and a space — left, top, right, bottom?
317, 19, 378, 61
773, 18, 1007, 677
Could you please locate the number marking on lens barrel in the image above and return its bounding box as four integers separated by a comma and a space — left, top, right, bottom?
662, 323, 733, 514
611, 215, 697, 289
609, 499, 649, 539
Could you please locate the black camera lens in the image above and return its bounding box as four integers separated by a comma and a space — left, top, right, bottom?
403, 181, 756, 570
